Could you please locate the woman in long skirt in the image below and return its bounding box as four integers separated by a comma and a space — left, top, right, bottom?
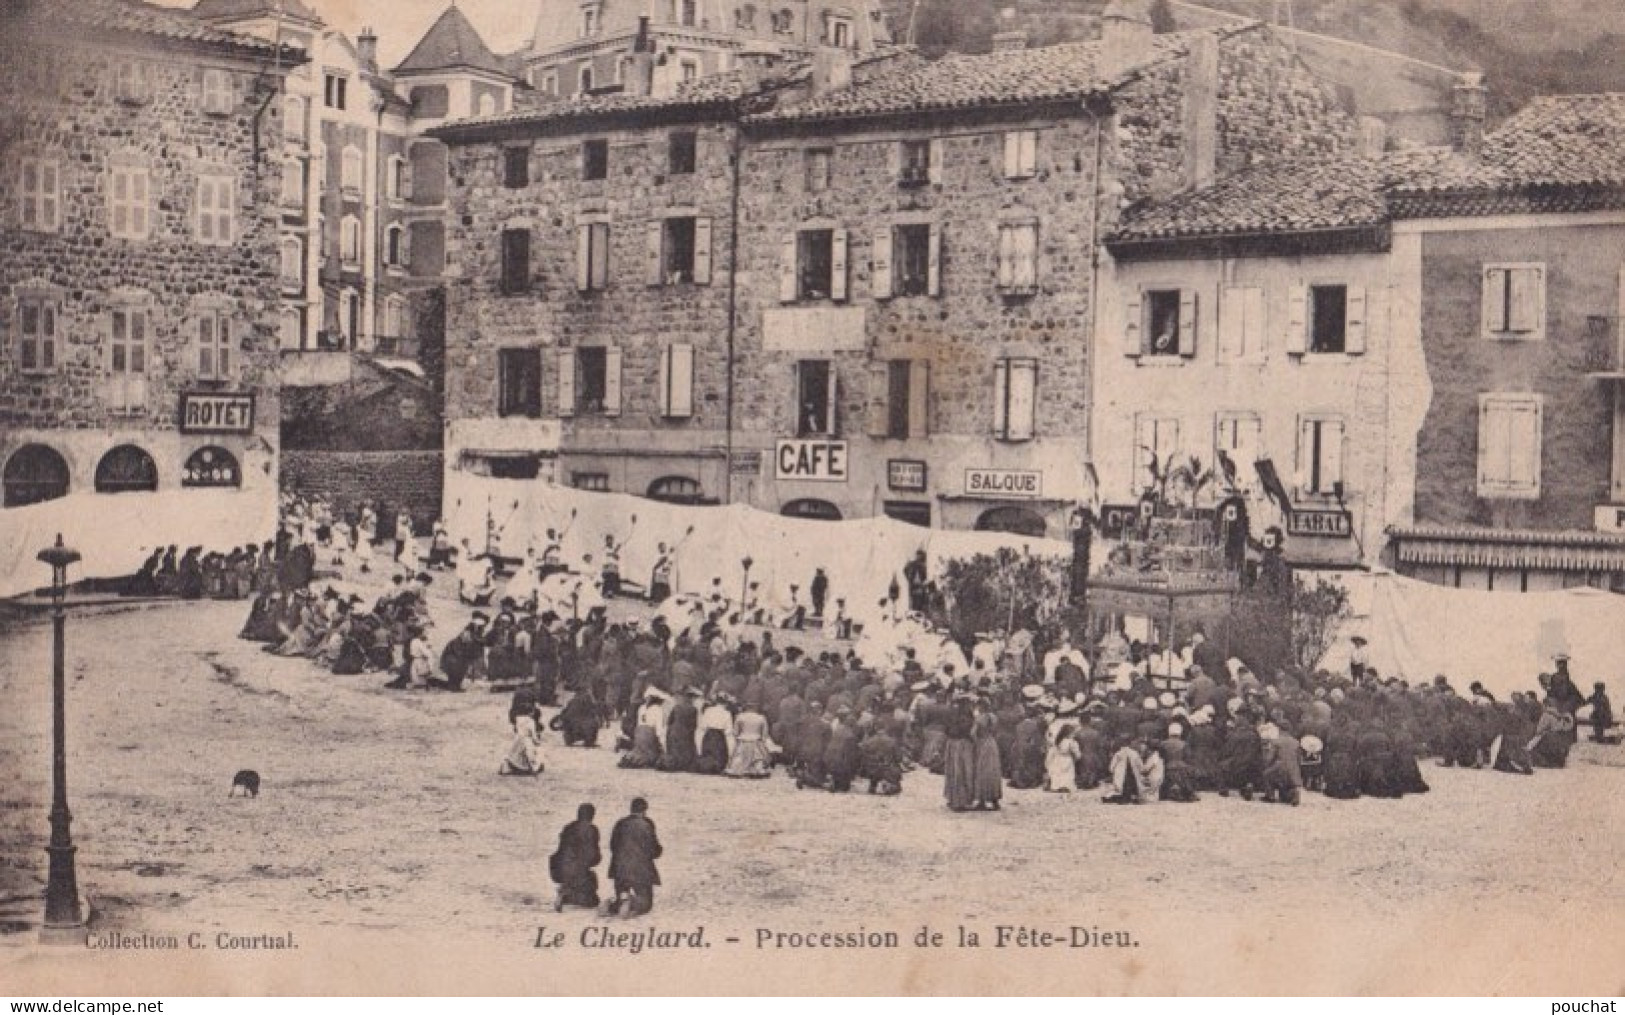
942, 696, 978, 812
726, 706, 774, 779
1044, 720, 1082, 792
971, 702, 1004, 810
550, 804, 601, 911
694, 698, 734, 775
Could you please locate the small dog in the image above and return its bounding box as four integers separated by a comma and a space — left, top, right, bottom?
229, 770, 261, 798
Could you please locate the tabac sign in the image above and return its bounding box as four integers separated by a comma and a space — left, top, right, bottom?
179, 392, 255, 435
1287, 508, 1353, 538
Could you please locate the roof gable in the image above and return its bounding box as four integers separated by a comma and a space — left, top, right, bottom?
394, 6, 510, 79
190, 0, 322, 27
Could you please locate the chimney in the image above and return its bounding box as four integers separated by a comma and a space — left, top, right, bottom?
1450, 71, 1487, 158
626, 17, 656, 97
810, 46, 853, 97
1099, 0, 1154, 81
357, 27, 378, 71
991, 6, 1026, 52
1181, 31, 1218, 189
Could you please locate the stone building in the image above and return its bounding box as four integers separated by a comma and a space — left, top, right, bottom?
522, 0, 892, 102
728, 13, 1361, 536
0, 0, 301, 513
1384, 93, 1625, 591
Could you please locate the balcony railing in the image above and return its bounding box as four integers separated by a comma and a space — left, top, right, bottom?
373, 335, 421, 360
1582, 315, 1625, 378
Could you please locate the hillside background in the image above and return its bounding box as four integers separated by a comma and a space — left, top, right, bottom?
890, 0, 1625, 117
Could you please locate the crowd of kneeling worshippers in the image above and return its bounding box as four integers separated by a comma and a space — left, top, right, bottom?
240, 540, 1612, 810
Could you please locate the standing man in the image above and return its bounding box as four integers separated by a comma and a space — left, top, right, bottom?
607, 797, 663, 918
810, 567, 830, 619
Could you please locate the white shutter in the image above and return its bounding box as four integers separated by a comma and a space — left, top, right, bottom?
1320, 419, 1344, 491
871, 227, 893, 299
831, 227, 848, 302
1178, 288, 1198, 357
928, 138, 944, 184
604, 346, 623, 416
992, 359, 1009, 439
1344, 285, 1367, 354
1511, 400, 1542, 495
591, 223, 610, 289
647, 220, 665, 285
575, 225, 592, 291
670, 343, 694, 417
1002, 132, 1021, 179
926, 223, 941, 297
1509, 267, 1542, 333
1008, 359, 1037, 441
997, 225, 1015, 289
1286, 285, 1308, 354
1020, 130, 1037, 176
557, 348, 577, 416
824, 365, 840, 435
658, 345, 673, 416
866, 362, 891, 437
693, 217, 712, 285
779, 235, 797, 303
1124, 292, 1143, 356
1297, 416, 1314, 494
1015, 223, 1037, 288
1482, 266, 1507, 334
908, 359, 930, 438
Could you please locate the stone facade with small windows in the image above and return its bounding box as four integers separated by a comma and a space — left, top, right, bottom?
0, 2, 299, 511
439, 106, 743, 503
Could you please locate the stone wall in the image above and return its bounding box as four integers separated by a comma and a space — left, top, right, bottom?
281, 449, 445, 529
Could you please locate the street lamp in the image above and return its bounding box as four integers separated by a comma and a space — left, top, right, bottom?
38, 534, 85, 938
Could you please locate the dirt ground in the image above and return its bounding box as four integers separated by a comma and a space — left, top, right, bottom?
2, 589, 1623, 995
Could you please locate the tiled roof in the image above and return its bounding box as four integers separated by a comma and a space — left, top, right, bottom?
29, 0, 301, 59
1112, 94, 1625, 244
432, 64, 807, 138
190, 0, 321, 25
394, 5, 510, 78
744, 31, 1208, 125
1109, 156, 1392, 243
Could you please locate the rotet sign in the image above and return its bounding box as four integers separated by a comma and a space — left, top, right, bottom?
775, 439, 848, 482
179, 392, 255, 435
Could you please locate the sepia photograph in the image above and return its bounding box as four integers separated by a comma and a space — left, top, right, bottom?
1, 0, 1623, 997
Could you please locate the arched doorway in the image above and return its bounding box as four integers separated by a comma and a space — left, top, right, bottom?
94, 444, 158, 494
646, 475, 716, 506
3, 444, 70, 507
975, 505, 1047, 538
781, 498, 842, 521
181, 446, 241, 488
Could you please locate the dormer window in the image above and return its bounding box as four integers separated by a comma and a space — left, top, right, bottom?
675, 0, 698, 26
828, 15, 853, 48
581, 5, 599, 37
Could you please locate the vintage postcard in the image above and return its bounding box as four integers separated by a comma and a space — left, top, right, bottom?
3, 0, 1623, 997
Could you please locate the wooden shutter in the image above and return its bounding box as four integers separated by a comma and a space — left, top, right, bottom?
779, 235, 797, 303
928, 138, 944, 185
1509, 267, 1542, 333
591, 223, 610, 289
1344, 285, 1367, 354
866, 362, 891, 437
824, 365, 840, 436
871, 227, 893, 299
997, 225, 1015, 289
1320, 419, 1344, 491
1007, 359, 1036, 441
1285, 285, 1308, 354
557, 348, 577, 416
664, 343, 694, 417
1217, 287, 1244, 361
831, 227, 848, 302
575, 225, 592, 291
1482, 266, 1507, 333
1510, 399, 1541, 495
926, 224, 942, 297
1020, 130, 1037, 176
908, 359, 930, 438
693, 217, 712, 285
1178, 288, 1198, 357
1124, 292, 1143, 356
1002, 132, 1021, 179
993, 358, 1009, 438
647, 220, 665, 285
604, 347, 623, 416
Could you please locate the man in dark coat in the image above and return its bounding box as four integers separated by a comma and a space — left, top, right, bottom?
824, 709, 860, 792
858, 723, 903, 795
607, 798, 663, 917
1218, 719, 1263, 800
796, 702, 832, 789
550, 803, 602, 911
552, 687, 605, 748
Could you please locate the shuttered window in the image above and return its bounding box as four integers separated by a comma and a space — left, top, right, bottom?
1002, 130, 1038, 179
1478, 393, 1543, 499
110, 166, 151, 240
19, 159, 60, 232
993, 358, 1037, 441
500, 228, 531, 294
197, 175, 234, 245
196, 312, 233, 381
997, 221, 1038, 293
659, 343, 695, 418
1217, 286, 1264, 362
576, 222, 610, 291
1482, 264, 1546, 340
1297, 415, 1346, 497
17, 296, 58, 373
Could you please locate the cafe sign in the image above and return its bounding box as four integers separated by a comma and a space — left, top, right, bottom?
1287, 508, 1353, 538
179, 392, 255, 435
964, 468, 1042, 499
888, 459, 927, 493
775, 439, 848, 482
